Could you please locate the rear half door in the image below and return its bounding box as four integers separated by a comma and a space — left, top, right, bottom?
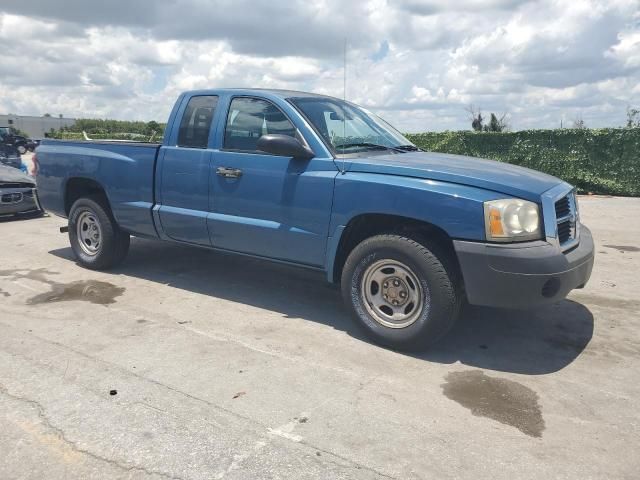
157, 95, 218, 245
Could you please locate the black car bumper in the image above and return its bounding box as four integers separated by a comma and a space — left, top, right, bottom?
0, 187, 43, 217
453, 226, 595, 309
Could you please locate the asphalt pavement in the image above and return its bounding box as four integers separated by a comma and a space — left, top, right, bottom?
0, 195, 638, 479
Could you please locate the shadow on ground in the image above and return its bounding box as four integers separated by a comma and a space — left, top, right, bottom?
0, 211, 46, 223
50, 237, 594, 375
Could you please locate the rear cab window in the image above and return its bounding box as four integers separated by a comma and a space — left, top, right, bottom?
177, 95, 218, 148
223, 97, 296, 153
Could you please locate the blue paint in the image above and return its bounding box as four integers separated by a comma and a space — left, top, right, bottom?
36, 88, 568, 284
36, 141, 159, 238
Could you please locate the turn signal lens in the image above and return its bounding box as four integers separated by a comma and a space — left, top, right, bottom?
488, 207, 504, 236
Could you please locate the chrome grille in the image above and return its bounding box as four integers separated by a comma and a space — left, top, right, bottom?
554, 192, 577, 248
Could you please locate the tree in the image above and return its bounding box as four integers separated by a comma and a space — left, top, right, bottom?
146, 120, 160, 135
472, 113, 484, 131
43, 113, 51, 118
483, 112, 509, 132
466, 105, 484, 131
466, 105, 509, 132
573, 115, 586, 129
488, 113, 500, 132
9, 127, 30, 138
627, 106, 640, 128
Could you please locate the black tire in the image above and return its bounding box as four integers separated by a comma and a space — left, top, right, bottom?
68, 196, 130, 270
341, 234, 461, 350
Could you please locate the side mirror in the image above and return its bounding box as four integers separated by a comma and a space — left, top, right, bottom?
257, 134, 314, 160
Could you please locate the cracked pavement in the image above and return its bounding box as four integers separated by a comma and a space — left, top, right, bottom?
1, 196, 639, 479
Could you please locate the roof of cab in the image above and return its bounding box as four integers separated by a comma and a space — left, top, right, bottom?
180, 88, 336, 100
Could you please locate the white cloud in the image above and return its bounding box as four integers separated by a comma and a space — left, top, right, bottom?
0, 0, 638, 131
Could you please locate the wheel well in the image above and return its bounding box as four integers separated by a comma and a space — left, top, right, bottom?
65, 178, 108, 215
332, 214, 462, 285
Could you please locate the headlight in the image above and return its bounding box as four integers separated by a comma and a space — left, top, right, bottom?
484, 199, 542, 242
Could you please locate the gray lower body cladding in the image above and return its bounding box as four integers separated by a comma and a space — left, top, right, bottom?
453, 226, 595, 309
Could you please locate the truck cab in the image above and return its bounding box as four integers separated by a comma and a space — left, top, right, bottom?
35, 89, 595, 350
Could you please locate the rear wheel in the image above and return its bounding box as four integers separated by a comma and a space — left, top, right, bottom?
341, 234, 460, 350
68, 196, 129, 270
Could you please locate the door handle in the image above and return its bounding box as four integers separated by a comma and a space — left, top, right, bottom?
216, 167, 243, 178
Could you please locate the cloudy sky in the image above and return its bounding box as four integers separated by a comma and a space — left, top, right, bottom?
0, 0, 638, 132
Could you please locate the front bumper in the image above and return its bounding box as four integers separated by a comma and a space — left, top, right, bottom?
0, 187, 43, 217
454, 225, 595, 309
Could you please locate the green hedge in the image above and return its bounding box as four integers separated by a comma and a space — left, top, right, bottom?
406, 129, 640, 196
51, 132, 157, 141
49, 118, 166, 141
47, 124, 639, 196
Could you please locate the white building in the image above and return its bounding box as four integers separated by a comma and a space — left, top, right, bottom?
0, 114, 76, 139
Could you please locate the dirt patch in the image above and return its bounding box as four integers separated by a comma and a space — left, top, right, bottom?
442, 370, 545, 438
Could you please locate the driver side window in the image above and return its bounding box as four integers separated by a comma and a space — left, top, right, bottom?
223, 97, 296, 152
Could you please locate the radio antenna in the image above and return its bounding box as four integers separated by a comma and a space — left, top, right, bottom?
341, 37, 347, 173
343, 37, 347, 104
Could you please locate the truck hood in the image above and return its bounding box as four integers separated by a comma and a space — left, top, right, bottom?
345, 151, 562, 201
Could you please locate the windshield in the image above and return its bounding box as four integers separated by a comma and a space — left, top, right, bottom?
289, 97, 416, 155
0, 127, 9, 141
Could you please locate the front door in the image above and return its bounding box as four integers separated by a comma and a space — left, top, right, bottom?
158, 95, 218, 245
208, 96, 336, 266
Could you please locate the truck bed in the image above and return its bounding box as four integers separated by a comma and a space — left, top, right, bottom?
36, 139, 161, 238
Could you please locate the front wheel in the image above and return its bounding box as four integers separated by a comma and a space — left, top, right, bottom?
68, 196, 130, 270
341, 234, 461, 350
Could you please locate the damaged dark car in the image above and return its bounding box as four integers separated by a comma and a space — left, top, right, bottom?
0, 143, 22, 170
0, 164, 43, 219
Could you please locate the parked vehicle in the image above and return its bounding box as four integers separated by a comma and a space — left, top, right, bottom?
12, 135, 29, 154
35, 89, 595, 349
0, 164, 43, 218
0, 143, 22, 170
25, 138, 40, 152
0, 128, 39, 154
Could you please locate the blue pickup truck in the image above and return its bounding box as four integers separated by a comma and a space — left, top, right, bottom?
35, 89, 594, 349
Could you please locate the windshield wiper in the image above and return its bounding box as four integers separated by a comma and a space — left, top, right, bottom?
394, 145, 421, 152
334, 142, 405, 153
